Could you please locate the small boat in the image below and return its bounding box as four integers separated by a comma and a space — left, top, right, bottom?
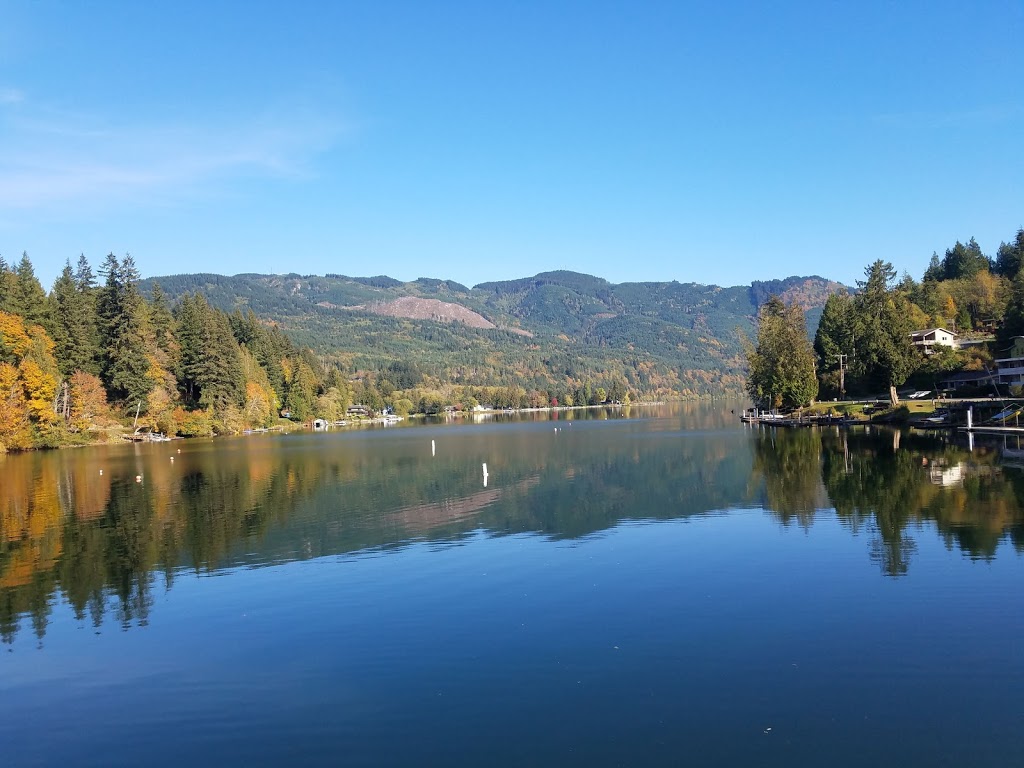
913, 410, 952, 429
984, 405, 1022, 425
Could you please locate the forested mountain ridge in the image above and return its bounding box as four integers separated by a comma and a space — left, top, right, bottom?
140, 270, 846, 399
4, 229, 1020, 450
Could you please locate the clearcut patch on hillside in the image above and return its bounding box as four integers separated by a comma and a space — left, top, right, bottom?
349, 296, 497, 329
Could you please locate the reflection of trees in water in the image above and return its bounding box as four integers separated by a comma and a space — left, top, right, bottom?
752, 427, 1024, 576
0, 429, 755, 642
0, 446, 329, 644
869, 534, 917, 578
750, 428, 827, 527
823, 433, 925, 577
3, 418, 1024, 641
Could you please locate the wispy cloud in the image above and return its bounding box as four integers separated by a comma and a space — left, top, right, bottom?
0, 87, 25, 105
0, 96, 347, 212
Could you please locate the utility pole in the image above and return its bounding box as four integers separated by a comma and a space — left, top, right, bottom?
835, 353, 847, 400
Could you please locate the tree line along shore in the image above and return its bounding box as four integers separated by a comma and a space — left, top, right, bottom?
3, 227, 1022, 452
745, 228, 1024, 415
0, 253, 634, 451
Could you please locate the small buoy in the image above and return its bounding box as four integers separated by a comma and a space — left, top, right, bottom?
135, 475, 142, 483
170, 456, 174, 462
431, 439, 435, 457
177, 449, 181, 454
99, 469, 103, 475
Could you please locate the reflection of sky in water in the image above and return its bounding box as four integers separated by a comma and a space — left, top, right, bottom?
2, 506, 1022, 766
2, 406, 1024, 621
1, 404, 1023, 763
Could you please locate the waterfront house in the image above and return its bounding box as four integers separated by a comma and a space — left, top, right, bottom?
910, 328, 957, 354
995, 337, 1024, 387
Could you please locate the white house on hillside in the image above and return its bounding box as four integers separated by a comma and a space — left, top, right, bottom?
910, 328, 957, 354
995, 337, 1024, 387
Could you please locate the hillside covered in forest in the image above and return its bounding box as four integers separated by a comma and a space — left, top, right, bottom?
3, 226, 1022, 450
141, 270, 844, 400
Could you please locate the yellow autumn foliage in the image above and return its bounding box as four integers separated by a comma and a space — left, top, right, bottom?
19, 358, 58, 426
0, 312, 62, 446
0, 311, 32, 360
0, 362, 32, 450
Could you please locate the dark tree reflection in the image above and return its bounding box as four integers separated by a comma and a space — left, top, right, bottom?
752, 426, 1024, 576
2, 421, 1024, 641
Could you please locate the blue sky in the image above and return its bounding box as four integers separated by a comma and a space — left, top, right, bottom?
1, 1, 1021, 290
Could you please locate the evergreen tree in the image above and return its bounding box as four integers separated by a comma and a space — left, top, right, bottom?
229, 308, 260, 348
174, 292, 208, 404
173, 294, 243, 410
148, 282, 176, 356
998, 269, 1024, 347
923, 252, 944, 282
72, 253, 102, 374
814, 292, 854, 396
994, 228, 1024, 278
95, 252, 121, 346
50, 262, 79, 377
13, 252, 50, 328
238, 314, 290, 401
0, 256, 13, 313
49, 257, 102, 378
745, 296, 818, 410
97, 254, 153, 407
941, 238, 991, 280
199, 309, 245, 410
285, 358, 319, 419
851, 260, 917, 405
74, 253, 96, 291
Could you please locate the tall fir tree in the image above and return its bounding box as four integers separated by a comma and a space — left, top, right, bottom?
50, 262, 76, 377
200, 308, 245, 410
97, 254, 153, 407
923, 252, 944, 282
174, 292, 207, 403
148, 282, 177, 356
994, 228, 1024, 279
50, 260, 102, 378
813, 291, 855, 397
745, 296, 818, 410
0, 255, 12, 312
852, 260, 917, 405
11, 253, 51, 329
940, 238, 991, 280
998, 269, 1024, 347
74, 253, 96, 291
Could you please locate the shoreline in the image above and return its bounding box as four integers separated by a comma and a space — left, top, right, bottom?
2, 401, 673, 454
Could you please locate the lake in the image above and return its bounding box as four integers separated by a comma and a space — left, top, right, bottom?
1, 403, 1022, 766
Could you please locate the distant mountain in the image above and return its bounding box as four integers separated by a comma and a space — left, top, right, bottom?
141, 270, 847, 398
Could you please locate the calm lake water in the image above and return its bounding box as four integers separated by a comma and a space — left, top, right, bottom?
1, 403, 1022, 766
